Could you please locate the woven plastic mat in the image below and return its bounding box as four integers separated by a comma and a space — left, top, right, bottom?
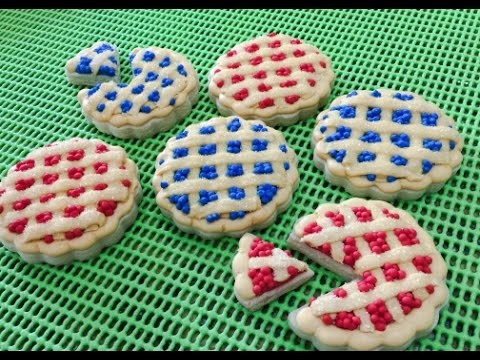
0, 9, 478, 350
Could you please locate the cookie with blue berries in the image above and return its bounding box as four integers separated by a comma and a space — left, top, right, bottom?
77, 47, 199, 139
152, 116, 299, 239
312, 89, 463, 201
65, 42, 120, 86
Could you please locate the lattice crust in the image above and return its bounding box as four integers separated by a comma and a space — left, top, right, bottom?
289, 198, 448, 350
208, 33, 335, 121
233, 233, 310, 301
0, 138, 140, 257
78, 47, 198, 127
65, 42, 120, 85
152, 116, 299, 236
312, 89, 463, 194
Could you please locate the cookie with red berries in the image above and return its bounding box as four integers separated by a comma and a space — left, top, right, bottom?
0, 138, 142, 265
288, 198, 448, 350
208, 33, 335, 127
232, 233, 314, 311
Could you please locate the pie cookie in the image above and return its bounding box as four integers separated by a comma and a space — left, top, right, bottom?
312, 89, 463, 200
65, 42, 120, 86
152, 116, 299, 239
77, 47, 199, 139
208, 33, 335, 127
0, 138, 142, 265
287, 198, 448, 351
232, 233, 313, 311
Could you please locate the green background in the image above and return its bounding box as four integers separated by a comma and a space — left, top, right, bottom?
0, 9, 478, 350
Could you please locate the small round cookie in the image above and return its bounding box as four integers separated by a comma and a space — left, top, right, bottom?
65, 41, 120, 86
288, 198, 449, 351
152, 116, 299, 239
78, 47, 199, 139
0, 138, 142, 265
208, 33, 335, 127
312, 89, 463, 201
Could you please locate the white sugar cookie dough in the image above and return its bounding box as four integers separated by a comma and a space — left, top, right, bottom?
288, 198, 449, 351
152, 116, 299, 239
65, 41, 120, 86
208, 33, 335, 127
0, 138, 142, 265
312, 89, 463, 201
77, 47, 199, 139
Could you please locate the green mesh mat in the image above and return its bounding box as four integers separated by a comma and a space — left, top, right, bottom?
0, 9, 478, 351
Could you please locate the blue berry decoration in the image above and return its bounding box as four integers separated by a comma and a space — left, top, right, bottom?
76, 46, 199, 139
313, 89, 463, 200
66, 41, 120, 86
152, 116, 299, 238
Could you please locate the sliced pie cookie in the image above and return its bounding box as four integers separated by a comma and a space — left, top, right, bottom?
288, 198, 448, 350
0, 138, 142, 265
77, 47, 199, 139
65, 41, 120, 86
233, 233, 314, 311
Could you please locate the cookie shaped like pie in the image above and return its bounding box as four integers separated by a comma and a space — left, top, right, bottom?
152, 116, 299, 239
0, 138, 142, 265
232, 233, 314, 311
287, 198, 448, 351
77, 47, 199, 139
312, 89, 463, 200
208, 33, 335, 127
65, 41, 120, 86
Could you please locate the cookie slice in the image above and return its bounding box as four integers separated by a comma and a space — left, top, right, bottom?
287, 198, 448, 350
312, 89, 463, 200
208, 32, 335, 126
152, 116, 299, 239
65, 41, 120, 86
77, 47, 199, 139
0, 138, 142, 265
233, 233, 314, 311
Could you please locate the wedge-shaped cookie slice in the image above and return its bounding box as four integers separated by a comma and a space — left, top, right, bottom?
288, 198, 448, 350
233, 233, 314, 311
65, 41, 120, 86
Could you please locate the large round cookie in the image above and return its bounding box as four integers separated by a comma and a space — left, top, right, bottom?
0, 138, 142, 265
208, 33, 335, 127
312, 89, 463, 200
152, 116, 299, 239
288, 198, 449, 351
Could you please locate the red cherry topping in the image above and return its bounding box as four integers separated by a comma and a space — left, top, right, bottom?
36, 212, 53, 224
65, 228, 84, 240
97, 200, 117, 217
233, 88, 249, 101
15, 178, 35, 191
285, 95, 300, 104
257, 83, 272, 92
8, 218, 28, 234
12, 198, 31, 211
64, 205, 85, 218
258, 98, 275, 109
44, 154, 61, 166
15, 159, 35, 172
67, 186, 86, 198
39, 193, 55, 203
